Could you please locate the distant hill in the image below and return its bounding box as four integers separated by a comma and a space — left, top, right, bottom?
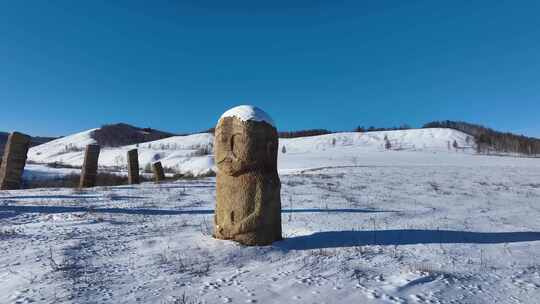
90, 123, 177, 147
13, 120, 540, 177
0, 132, 58, 158
28, 127, 472, 176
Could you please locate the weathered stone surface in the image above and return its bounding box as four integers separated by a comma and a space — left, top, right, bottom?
152, 161, 165, 182
79, 144, 100, 188
127, 149, 140, 184
0, 132, 31, 190
213, 108, 282, 246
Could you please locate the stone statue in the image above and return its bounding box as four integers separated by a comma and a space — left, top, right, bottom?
213, 105, 282, 245
79, 144, 100, 188
127, 149, 140, 184
152, 161, 165, 182
0, 132, 31, 190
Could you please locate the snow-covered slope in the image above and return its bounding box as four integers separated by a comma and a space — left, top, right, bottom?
28, 131, 214, 176
277, 128, 477, 173
27, 128, 474, 176
278, 128, 472, 153
99, 133, 214, 176
28, 129, 98, 164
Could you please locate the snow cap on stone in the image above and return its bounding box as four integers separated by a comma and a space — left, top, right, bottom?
219, 105, 275, 127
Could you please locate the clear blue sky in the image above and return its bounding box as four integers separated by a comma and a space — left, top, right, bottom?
1, 0, 539, 137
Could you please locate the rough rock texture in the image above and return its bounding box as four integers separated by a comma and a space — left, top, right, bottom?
79, 144, 100, 188
152, 161, 165, 182
213, 115, 282, 246
127, 149, 140, 184
0, 132, 31, 190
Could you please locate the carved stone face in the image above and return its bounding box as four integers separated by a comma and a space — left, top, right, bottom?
213, 106, 282, 246
215, 117, 277, 176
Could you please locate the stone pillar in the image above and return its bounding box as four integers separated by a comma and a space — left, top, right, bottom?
0, 132, 31, 190
213, 105, 282, 246
152, 161, 165, 182
127, 149, 140, 184
79, 144, 100, 188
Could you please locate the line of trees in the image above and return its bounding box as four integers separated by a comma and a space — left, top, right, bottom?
204, 127, 333, 138
423, 120, 540, 156
355, 124, 412, 132
278, 129, 333, 138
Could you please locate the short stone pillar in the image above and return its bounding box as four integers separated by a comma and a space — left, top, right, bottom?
127, 149, 140, 184
0, 132, 31, 190
79, 144, 100, 188
152, 161, 165, 182
213, 105, 282, 246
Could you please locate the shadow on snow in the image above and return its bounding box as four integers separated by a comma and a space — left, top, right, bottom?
2, 205, 538, 247
0, 195, 147, 200
276, 230, 540, 250
0, 205, 390, 216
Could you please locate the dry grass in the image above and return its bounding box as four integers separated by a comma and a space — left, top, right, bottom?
22, 172, 152, 189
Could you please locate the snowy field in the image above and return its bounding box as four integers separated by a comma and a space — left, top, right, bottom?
1, 151, 540, 304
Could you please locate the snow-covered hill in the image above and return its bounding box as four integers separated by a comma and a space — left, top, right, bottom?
27, 128, 474, 176
279, 128, 473, 153
28, 130, 214, 176
28, 129, 98, 164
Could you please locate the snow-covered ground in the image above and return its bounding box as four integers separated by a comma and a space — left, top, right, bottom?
2, 150, 540, 303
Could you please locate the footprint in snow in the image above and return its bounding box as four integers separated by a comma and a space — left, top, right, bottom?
380, 294, 406, 304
